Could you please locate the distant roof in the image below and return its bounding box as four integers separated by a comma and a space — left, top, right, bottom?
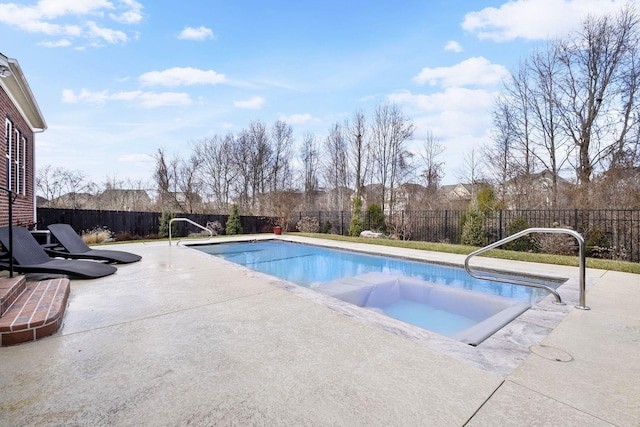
0, 52, 47, 131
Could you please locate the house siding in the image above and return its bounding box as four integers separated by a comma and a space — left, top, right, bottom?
0, 85, 36, 227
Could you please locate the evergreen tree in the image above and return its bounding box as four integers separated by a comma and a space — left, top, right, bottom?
348, 197, 363, 237
159, 210, 176, 238
226, 204, 243, 235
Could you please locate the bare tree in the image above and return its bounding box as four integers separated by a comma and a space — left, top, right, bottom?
152, 148, 202, 212
323, 122, 350, 210
485, 95, 518, 202
36, 165, 95, 208
246, 120, 272, 212
345, 110, 370, 200
419, 131, 445, 196
556, 5, 640, 188
270, 120, 294, 191
456, 147, 484, 198
175, 153, 203, 213
528, 46, 572, 207
300, 132, 320, 210
193, 134, 237, 213
370, 102, 415, 214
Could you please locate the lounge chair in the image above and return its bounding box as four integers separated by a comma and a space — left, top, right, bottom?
0, 226, 117, 279
46, 224, 142, 264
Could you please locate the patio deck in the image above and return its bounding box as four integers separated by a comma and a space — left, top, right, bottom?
0, 236, 638, 426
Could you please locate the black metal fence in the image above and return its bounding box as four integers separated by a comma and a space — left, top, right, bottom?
293, 209, 640, 263
37, 208, 639, 263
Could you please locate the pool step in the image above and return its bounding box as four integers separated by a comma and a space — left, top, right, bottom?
0, 277, 70, 346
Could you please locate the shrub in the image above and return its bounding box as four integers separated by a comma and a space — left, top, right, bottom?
503, 217, 538, 252
366, 204, 386, 233
297, 216, 320, 233
535, 223, 576, 256
226, 204, 243, 235
322, 220, 332, 234
206, 221, 224, 236
114, 231, 145, 241
586, 228, 611, 258
81, 227, 112, 244
348, 197, 363, 237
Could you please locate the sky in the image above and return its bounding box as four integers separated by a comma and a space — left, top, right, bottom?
0, 0, 631, 189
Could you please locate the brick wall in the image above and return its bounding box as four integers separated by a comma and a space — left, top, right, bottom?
0, 85, 36, 227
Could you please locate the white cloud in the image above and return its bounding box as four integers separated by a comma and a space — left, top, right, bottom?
444, 41, 463, 53
413, 57, 509, 88
389, 87, 496, 114
38, 38, 72, 47
0, 0, 142, 46
139, 67, 227, 87
234, 96, 265, 109
86, 20, 128, 44
110, 0, 143, 24
178, 26, 214, 41
278, 113, 314, 124
463, 0, 628, 42
61, 88, 192, 108
391, 87, 496, 183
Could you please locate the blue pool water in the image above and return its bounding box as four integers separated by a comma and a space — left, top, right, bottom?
194, 240, 557, 304
381, 299, 477, 335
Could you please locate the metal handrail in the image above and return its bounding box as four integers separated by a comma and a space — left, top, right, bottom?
464, 227, 589, 310
168, 218, 213, 246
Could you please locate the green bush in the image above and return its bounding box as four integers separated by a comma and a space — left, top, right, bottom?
159, 210, 176, 238
322, 220, 332, 234
348, 197, 364, 237
367, 203, 387, 233
226, 204, 243, 235
504, 217, 538, 252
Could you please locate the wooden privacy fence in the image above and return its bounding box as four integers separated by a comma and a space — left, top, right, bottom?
36, 208, 274, 238
36, 208, 639, 263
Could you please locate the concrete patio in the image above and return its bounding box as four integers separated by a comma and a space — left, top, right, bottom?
0, 236, 638, 426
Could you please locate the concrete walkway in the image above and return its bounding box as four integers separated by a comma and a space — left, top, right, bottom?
0, 236, 638, 426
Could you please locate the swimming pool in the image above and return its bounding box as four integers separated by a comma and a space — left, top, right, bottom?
194, 240, 559, 344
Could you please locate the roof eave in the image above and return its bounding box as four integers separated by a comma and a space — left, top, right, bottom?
0, 55, 47, 131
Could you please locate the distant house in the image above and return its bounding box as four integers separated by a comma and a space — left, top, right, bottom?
390, 183, 427, 212
437, 183, 474, 209
0, 53, 46, 227
503, 171, 573, 209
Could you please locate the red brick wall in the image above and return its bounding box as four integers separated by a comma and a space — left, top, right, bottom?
0, 85, 36, 227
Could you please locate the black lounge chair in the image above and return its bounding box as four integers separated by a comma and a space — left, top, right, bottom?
0, 226, 117, 279
46, 224, 142, 264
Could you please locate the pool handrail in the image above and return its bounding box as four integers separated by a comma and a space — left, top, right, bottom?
168, 218, 213, 246
464, 227, 590, 310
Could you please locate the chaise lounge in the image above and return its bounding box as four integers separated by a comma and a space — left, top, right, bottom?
0, 226, 117, 279
46, 224, 142, 264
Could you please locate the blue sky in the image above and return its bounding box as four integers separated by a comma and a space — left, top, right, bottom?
0, 0, 629, 188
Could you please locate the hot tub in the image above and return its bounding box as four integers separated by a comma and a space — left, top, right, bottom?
313, 272, 531, 346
